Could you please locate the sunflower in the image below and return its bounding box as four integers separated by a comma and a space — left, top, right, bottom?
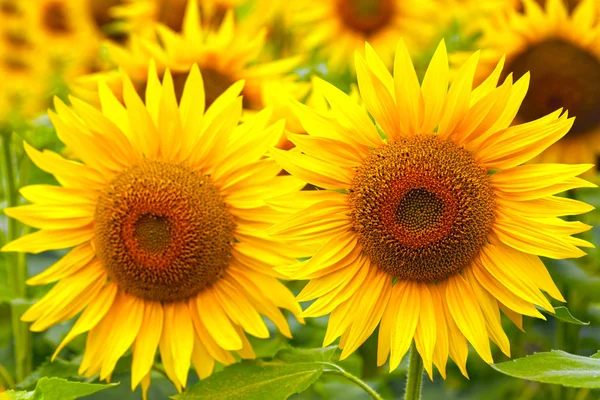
291, 0, 439, 72
23, 0, 100, 63
79, 0, 300, 123
0, 28, 51, 123
2, 64, 305, 397
456, 0, 600, 167
269, 40, 595, 378
113, 0, 245, 38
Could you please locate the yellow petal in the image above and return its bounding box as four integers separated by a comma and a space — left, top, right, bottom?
26, 243, 94, 285
414, 284, 437, 379
389, 281, 420, 371
421, 40, 449, 135
393, 39, 423, 137
53, 282, 118, 360
167, 302, 194, 387
196, 292, 243, 351
2, 227, 94, 254
132, 301, 163, 390
355, 53, 400, 140
444, 275, 493, 364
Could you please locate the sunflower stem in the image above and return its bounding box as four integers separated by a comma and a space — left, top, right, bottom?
322, 364, 382, 400
1, 130, 31, 383
404, 341, 424, 400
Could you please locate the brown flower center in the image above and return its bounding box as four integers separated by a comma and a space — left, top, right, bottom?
506, 39, 600, 136
2, 56, 30, 73
157, 0, 227, 33
137, 67, 248, 109
43, 1, 72, 34
3, 30, 30, 49
0, 0, 19, 16
94, 160, 236, 302
88, 0, 124, 27
337, 0, 394, 36
350, 135, 495, 282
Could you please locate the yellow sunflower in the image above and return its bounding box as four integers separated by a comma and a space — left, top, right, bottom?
269, 40, 595, 378
292, 0, 439, 72
0, 0, 23, 20
78, 0, 300, 127
24, 0, 99, 63
457, 0, 600, 167
0, 34, 51, 123
2, 64, 305, 397
113, 0, 245, 38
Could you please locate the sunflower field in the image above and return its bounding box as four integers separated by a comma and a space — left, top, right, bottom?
1, 0, 600, 399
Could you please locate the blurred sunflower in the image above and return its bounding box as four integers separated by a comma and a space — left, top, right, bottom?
0, 27, 51, 124
292, 0, 438, 72
113, 0, 244, 37
461, 0, 600, 166
2, 65, 305, 397
80, 0, 300, 122
24, 0, 99, 61
270, 40, 595, 378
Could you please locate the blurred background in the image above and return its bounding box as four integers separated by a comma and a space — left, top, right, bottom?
1, 0, 599, 399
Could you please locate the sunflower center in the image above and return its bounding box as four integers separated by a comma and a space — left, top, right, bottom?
0, 1, 18, 16
88, 0, 124, 28
350, 135, 495, 282
137, 68, 236, 107
133, 214, 172, 253
157, 0, 227, 32
337, 0, 394, 36
43, 2, 72, 34
198, 67, 237, 108
396, 188, 445, 234
3, 56, 29, 72
4, 31, 29, 49
506, 39, 600, 135
94, 160, 236, 302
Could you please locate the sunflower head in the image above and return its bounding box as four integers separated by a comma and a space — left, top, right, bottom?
291, 0, 440, 71
79, 0, 300, 113
2, 63, 306, 397
270, 39, 595, 379
456, 0, 600, 167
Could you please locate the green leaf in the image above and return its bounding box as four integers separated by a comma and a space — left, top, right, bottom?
3, 390, 34, 399
19, 359, 80, 389
591, 351, 600, 359
174, 347, 337, 400
275, 346, 337, 363
492, 350, 600, 388
540, 306, 590, 325
31, 377, 117, 400
3, 378, 117, 400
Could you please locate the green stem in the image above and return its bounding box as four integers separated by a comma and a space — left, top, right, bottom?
0, 363, 15, 389
2, 131, 31, 382
2, 132, 19, 295
404, 342, 424, 400
322, 362, 382, 400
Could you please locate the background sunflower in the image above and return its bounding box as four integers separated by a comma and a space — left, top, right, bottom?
1, 1, 600, 400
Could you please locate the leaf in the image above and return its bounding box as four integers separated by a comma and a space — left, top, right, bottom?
174, 347, 338, 400
539, 306, 590, 326
492, 350, 600, 388
275, 346, 337, 363
31, 377, 117, 400
19, 359, 80, 389
591, 351, 600, 359
3, 390, 34, 399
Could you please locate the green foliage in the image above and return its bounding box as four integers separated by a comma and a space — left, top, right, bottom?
18, 359, 80, 390
174, 347, 337, 400
541, 306, 590, 326
4, 378, 117, 400
492, 350, 600, 388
